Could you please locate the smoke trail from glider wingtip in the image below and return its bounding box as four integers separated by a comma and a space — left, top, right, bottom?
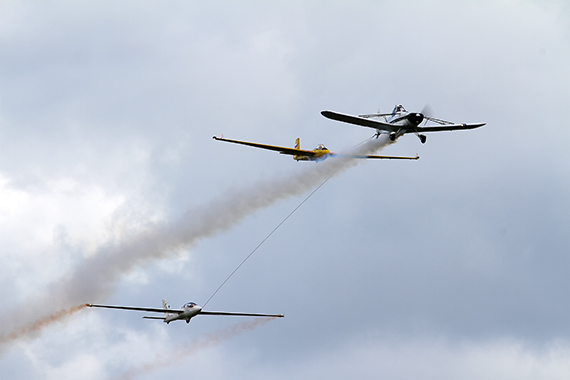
0, 304, 87, 346
0, 136, 391, 348
115, 318, 277, 380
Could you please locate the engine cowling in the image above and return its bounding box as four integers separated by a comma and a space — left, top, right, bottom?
407, 113, 424, 125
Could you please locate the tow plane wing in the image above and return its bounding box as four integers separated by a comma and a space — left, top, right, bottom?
321, 105, 485, 144
321, 111, 397, 131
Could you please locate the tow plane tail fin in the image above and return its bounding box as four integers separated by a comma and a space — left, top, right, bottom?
294, 138, 300, 149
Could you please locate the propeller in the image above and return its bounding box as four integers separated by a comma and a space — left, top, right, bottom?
421, 104, 433, 119
419, 104, 454, 125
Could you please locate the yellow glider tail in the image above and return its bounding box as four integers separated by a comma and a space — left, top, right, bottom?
293, 137, 311, 161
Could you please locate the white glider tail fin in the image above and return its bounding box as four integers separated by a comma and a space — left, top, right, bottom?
142, 299, 174, 321
162, 299, 176, 318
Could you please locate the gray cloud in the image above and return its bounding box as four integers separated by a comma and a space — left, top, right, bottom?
1, 0, 569, 378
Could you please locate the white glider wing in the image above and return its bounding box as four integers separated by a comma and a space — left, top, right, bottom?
199, 311, 284, 318
86, 304, 184, 314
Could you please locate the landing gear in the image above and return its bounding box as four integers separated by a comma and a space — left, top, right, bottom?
389, 132, 396, 141
418, 134, 427, 144
186, 319, 190, 323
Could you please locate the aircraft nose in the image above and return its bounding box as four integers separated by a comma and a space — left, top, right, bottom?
408, 113, 424, 125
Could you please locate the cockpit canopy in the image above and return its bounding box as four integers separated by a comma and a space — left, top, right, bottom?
393, 104, 407, 113
315, 144, 328, 151
183, 302, 198, 308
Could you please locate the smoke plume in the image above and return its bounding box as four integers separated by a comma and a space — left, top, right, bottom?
115, 317, 277, 380
0, 137, 391, 348
0, 304, 86, 345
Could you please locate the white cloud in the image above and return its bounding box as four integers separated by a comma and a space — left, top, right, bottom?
0, 174, 125, 300
243, 337, 570, 380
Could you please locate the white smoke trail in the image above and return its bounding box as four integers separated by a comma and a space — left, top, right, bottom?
114, 317, 276, 380
0, 136, 392, 349
0, 304, 87, 345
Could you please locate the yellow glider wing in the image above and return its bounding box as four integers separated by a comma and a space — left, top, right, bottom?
337, 153, 420, 160
213, 136, 316, 157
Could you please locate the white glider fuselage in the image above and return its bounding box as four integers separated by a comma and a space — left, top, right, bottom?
165, 302, 202, 323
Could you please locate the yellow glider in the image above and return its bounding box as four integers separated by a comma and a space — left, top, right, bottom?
213, 136, 419, 162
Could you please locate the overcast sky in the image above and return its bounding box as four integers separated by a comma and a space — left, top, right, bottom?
1, 0, 569, 379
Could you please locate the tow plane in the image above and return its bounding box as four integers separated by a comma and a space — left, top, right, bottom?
321, 104, 485, 144
87, 300, 284, 324
213, 136, 419, 162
